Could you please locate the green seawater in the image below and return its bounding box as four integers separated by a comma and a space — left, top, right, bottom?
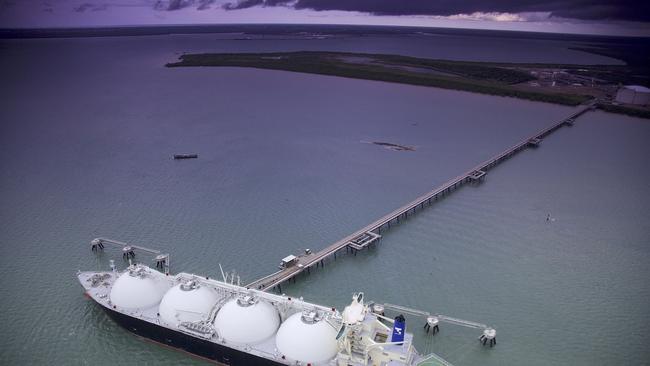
1, 33, 648, 366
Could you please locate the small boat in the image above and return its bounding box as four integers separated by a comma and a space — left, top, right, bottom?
173, 154, 198, 159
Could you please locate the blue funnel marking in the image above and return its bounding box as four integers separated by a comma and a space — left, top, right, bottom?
391, 314, 406, 344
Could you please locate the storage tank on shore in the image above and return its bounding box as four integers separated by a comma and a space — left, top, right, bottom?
213, 295, 280, 345
615, 85, 650, 105
158, 280, 219, 327
110, 265, 171, 310
275, 310, 339, 364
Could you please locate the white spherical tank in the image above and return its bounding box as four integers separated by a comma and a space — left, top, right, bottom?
213, 296, 280, 345
158, 280, 219, 327
275, 311, 339, 363
110, 266, 171, 310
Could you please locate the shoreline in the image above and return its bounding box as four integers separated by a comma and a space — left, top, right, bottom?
166, 51, 650, 118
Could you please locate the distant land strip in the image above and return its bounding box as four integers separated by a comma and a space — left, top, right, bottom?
167, 51, 650, 118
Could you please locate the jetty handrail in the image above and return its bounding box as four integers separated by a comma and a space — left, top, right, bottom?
93, 237, 162, 255
383, 303, 489, 330
246, 269, 287, 287
382, 303, 430, 317
437, 315, 488, 330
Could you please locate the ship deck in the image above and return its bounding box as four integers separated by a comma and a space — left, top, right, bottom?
78, 268, 426, 365
79, 270, 315, 364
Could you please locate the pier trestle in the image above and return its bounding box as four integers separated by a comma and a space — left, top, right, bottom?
247, 103, 594, 292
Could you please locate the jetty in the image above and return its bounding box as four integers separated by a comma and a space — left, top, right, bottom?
248, 102, 595, 292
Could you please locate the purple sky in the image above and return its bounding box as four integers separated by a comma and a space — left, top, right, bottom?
1, 0, 649, 36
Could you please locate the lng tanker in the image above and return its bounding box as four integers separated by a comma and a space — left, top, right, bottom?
79, 262, 453, 365
79, 262, 429, 365
80, 239, 497, 365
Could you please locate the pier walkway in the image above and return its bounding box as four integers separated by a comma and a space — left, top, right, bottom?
248, 102, 595, 291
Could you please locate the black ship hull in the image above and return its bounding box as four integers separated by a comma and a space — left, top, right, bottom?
101, 305, 283, 366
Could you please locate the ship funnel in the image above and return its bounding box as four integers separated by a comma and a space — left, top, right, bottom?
391, 314, 406, 344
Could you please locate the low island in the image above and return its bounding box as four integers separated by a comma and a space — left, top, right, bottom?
167, 51, 650, 118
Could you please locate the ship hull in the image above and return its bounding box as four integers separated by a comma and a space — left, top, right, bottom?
100, 305, 282, 366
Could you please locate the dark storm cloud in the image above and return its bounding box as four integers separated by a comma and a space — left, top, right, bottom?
222, 0, 293, 11
222, 0, 650, 22
197, 0, 216, 10
74, 2, 108, 12
154, 0, 215, 11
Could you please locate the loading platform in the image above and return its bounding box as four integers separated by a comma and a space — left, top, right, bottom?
528, 137, 542, 147
348, 231, 382, 251
467, 170, 486, 182
246, 102, 594, 292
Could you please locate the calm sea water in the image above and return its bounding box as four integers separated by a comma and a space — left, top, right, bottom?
0, 31, 648, 366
